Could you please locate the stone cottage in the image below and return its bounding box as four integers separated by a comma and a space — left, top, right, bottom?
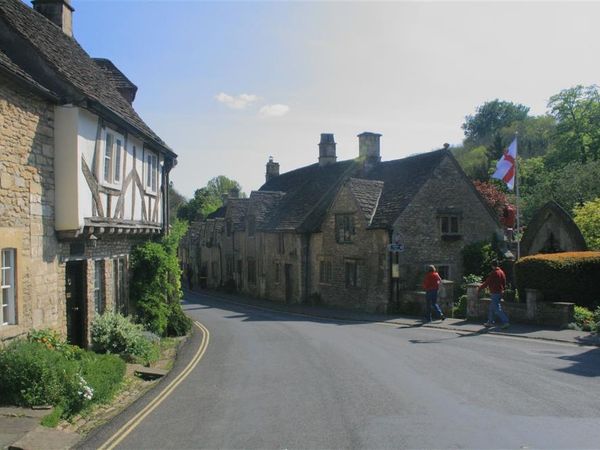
182, 132, 501, 313
0, 0, 176, 346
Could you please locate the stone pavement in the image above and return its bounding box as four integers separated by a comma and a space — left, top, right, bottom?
2, 290, 598, 449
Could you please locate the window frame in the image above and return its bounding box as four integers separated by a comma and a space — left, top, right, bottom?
438, 213, 462, 241
144, 148, 159, 195
319, 259, 332, 285
335, 214, 355, 244
344, 259, 363, 288
102, 128, 124, 187
247, 258, 257, 284
94, 260, 104, 315
1, 248, 16, 326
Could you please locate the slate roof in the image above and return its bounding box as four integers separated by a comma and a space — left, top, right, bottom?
0, 0, 174, 157
257, 150, 448, 232
247, 191, 285, 230
347, 178, 384, 225
225, 198, 249, 231
0, 48, 54, 97
93, 58, 138, 101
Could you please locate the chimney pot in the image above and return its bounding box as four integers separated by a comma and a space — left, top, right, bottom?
318, 133, 337, 166
32, 0, 74, 37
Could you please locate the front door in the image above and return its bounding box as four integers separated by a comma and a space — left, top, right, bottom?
65, 261, 85, 347
284, 264, 293, 304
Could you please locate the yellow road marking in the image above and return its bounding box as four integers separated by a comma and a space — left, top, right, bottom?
98, 321, 210, 450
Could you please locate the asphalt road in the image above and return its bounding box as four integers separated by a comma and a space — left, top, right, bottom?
86, 291, 600, 449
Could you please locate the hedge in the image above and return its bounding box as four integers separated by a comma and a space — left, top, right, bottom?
514, 252, 600, 308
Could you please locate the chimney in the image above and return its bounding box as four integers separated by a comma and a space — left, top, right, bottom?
265, 156, 280, 182
318, 133, 337, 167
358, 132, 382, 171
32, 0, 74, 37
228, 186, 240, 198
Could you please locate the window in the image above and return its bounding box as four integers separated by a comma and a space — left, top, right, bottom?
439, 214, 461, 240
113, 258, 127, 315
103, 130, 123, 185
94, 260, 104, 314
226, 256, 234, 279
335, 214, 355, 243
145, 151, 158, 192
247, 258, 256, 284
319, 260, 332, 284
345, 259, 363, 288
1, 249, 16, 325
274, 262, 280, 284
278, 234, 285, 254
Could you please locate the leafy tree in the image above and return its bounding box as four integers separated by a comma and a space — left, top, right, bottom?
452, 145, 489, 180
499, 116, 556, 159
462, 99, 530, 155
573, 197, 600, 250
547, 85, 600, 165
473, 180, 510, 219
168, 182, 187, 225
177, 175, 245, 222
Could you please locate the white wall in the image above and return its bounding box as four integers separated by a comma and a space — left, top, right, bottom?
77, 109, 98, 221
54, 105, 80, 231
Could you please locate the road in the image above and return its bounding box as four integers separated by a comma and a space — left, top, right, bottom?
85, 291, 600, 449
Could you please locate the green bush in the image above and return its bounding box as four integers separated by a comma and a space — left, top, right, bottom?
462, 240, 498, 278
0, 341, 79, 408
91, 311, 158, 365
130, 220, 191, 337
79, 352, 125, 404
0, 339, 126, 418
166, 303, 192, 337
453, 295, 467, 318
515, 252, 600, 308
27, 328, 83, 360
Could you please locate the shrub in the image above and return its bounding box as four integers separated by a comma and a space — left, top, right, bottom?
166, 303, 192, 337
514, 252, 600, 308
0, 341, 79, 408
462, 240, 498, 278
91, 311, 158, 365
130, 220, 191, 337
453, 294, 467, 318
27, 328, 82, 360
79, 352, 125, 404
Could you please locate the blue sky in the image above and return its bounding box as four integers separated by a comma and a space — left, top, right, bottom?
52, 1, 600, 198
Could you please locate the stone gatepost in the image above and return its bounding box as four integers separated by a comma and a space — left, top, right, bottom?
526, 288, 542, 321
438, 280, 455, 314
466, 283, 481, 318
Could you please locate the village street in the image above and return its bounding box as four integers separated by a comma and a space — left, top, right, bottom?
81, 290, 600, 450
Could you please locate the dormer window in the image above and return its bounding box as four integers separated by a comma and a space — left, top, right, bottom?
103, 129, 123, 186
145, 150, 158, 193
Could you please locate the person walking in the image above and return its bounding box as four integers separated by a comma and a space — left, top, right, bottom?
478, 260, 510, 329
423, 265, 445, 322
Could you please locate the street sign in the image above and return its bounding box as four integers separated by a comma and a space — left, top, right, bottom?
388, 243, 404, 252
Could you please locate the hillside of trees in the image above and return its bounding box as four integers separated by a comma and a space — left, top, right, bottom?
452, 85, 600, 249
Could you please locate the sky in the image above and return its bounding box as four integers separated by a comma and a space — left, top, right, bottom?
56, 0, 600, 198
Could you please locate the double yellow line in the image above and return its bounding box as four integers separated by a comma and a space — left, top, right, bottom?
98, 321, 210, 450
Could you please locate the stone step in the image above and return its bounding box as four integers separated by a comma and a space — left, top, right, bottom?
131, 364, 168, 380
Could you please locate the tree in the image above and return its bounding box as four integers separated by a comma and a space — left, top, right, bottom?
573, 197, 600, 250
452, 145, 489, 180
462, 99, 530, 155
472, 180, 511, 219
168, 182, 187, 225
499, 115, 556, 159
177, 175, 245, 222
547, 85, 600, 166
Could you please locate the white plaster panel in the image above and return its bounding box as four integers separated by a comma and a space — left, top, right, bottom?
77, 109, 99, 221
54, 105, 80, 230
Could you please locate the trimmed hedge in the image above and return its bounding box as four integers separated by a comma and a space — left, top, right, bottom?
515, 251, 600, 308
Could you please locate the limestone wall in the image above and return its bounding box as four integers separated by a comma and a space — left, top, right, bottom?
0, 74, 64, 340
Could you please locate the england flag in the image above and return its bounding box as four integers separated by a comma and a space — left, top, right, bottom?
492, 138, 517, 190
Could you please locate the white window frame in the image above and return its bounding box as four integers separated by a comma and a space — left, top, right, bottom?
144, 149, 159, 194
94, 260, 104, 314
1, 249, 16, 325
102, 128, 124, 187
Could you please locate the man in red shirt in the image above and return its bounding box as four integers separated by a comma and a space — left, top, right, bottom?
422, 265, 445, 322
478, 260, 510, 329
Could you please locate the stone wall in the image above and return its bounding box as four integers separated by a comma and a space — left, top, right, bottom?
394, 156, 500, 288
310, 183, 389, 313
0, 73, 64, 341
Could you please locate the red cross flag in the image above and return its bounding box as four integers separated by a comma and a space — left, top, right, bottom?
492, 137, 517, 190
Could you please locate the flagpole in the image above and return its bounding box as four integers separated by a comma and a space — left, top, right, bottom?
514, 132, 520, 260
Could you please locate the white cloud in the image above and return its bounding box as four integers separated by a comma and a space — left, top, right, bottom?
259, 104, 290, 117
215, 92, 259, 110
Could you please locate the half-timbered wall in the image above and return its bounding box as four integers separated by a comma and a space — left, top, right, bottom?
54, 105, 165, 232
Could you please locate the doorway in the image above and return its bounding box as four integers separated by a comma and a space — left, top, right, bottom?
65, 261, 85, 347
